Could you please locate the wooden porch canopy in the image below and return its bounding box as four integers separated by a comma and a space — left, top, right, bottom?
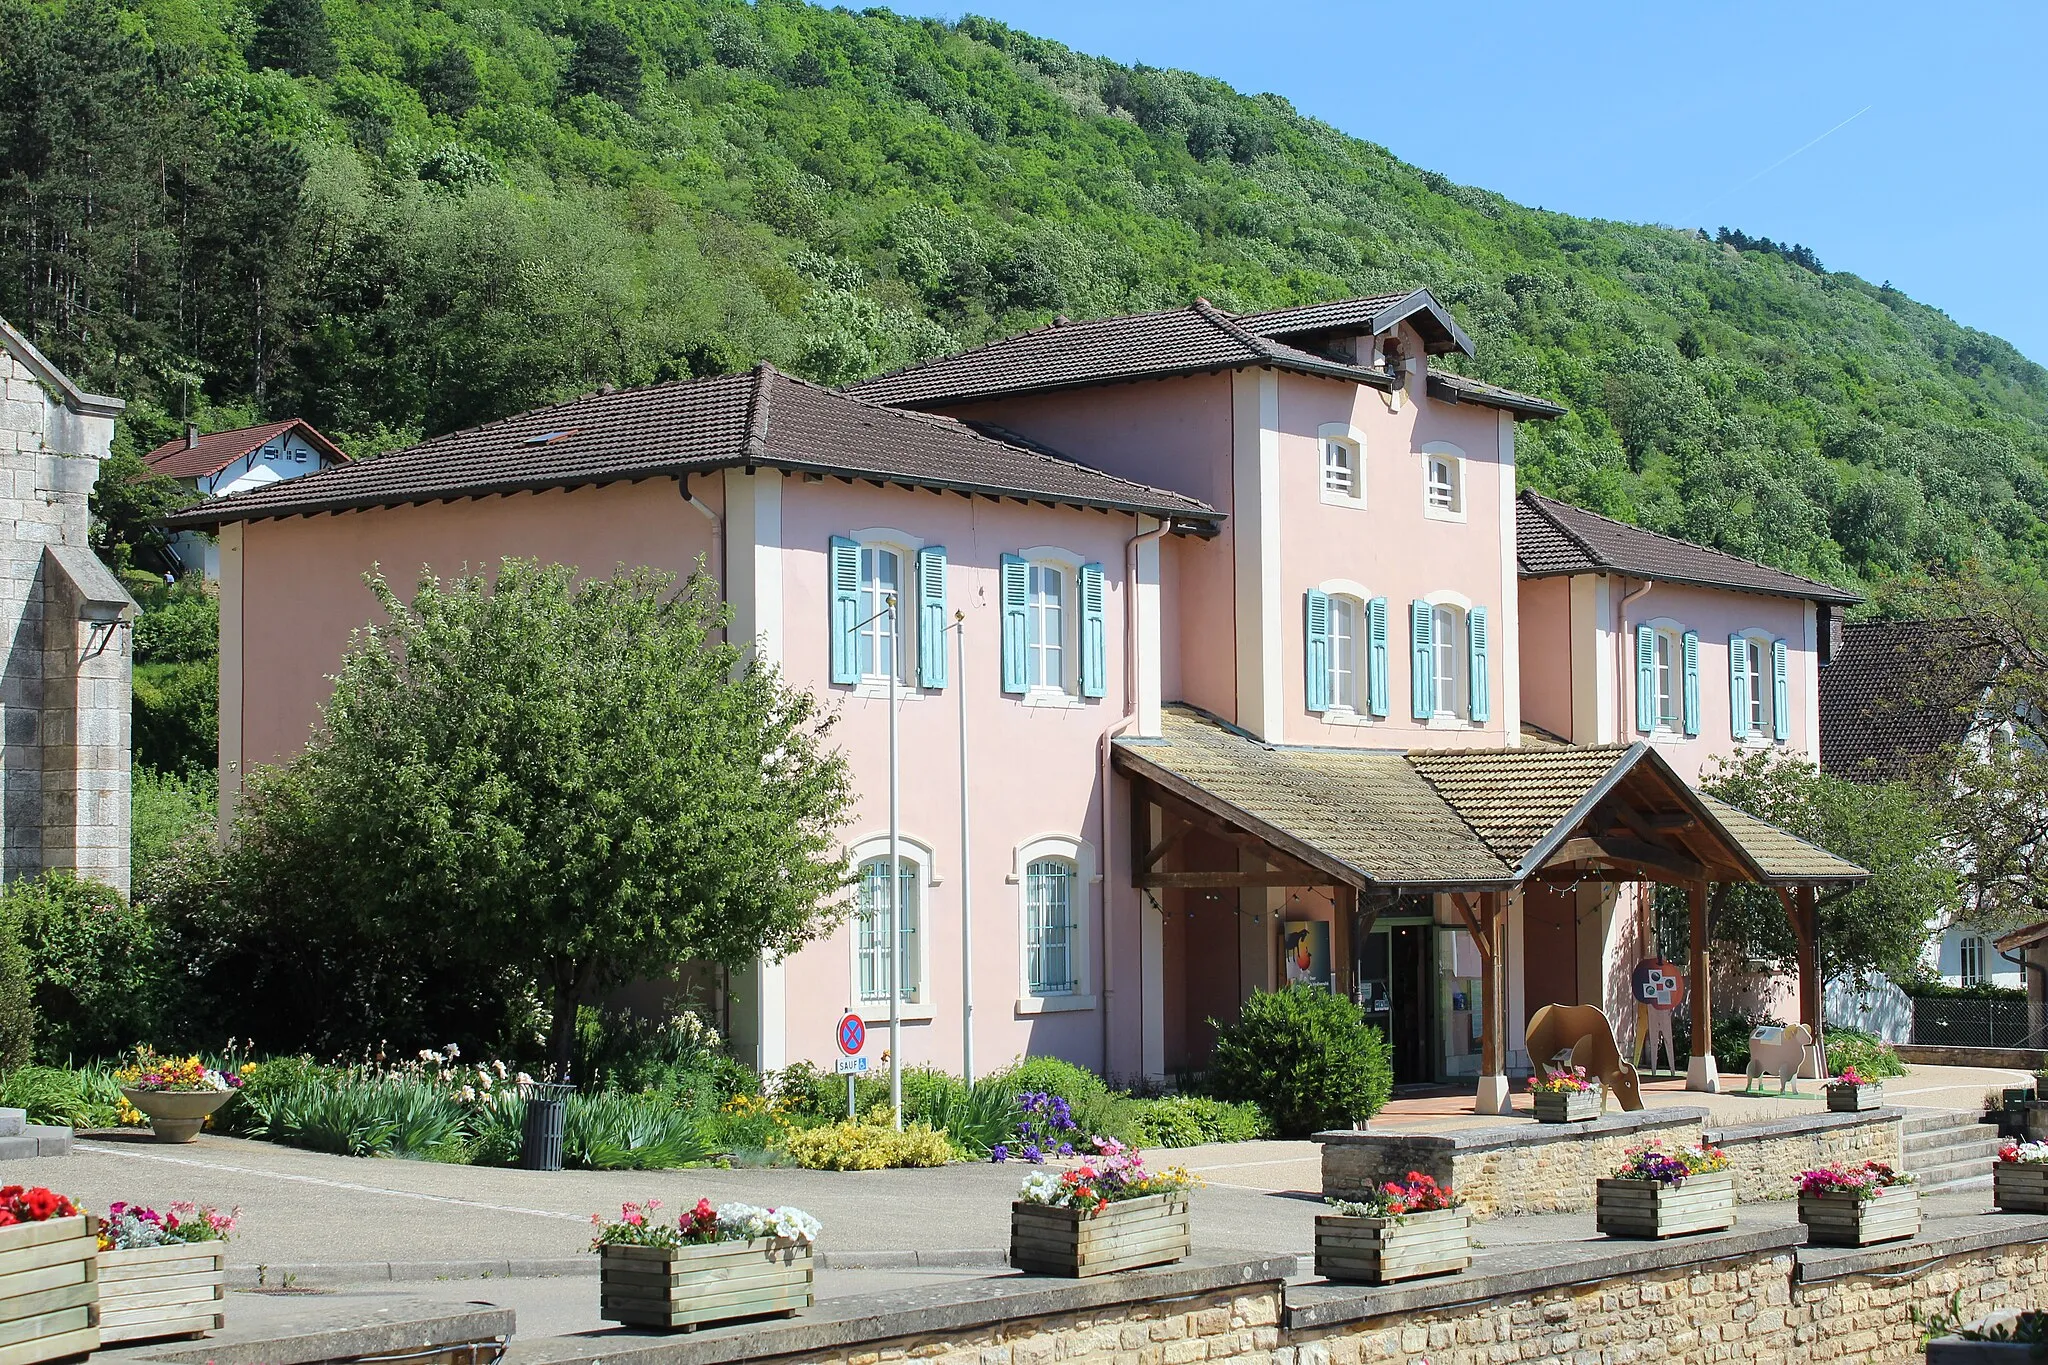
1114, 707, 1868, 1109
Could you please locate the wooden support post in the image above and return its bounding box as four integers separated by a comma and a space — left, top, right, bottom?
1799, 885, 1825, 1079
1332, 885, 1355, 1000
1686, 879, 1719, 1092
1476, 890, 1510, 1115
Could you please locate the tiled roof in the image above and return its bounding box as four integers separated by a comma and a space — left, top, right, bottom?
164, 366, 1222, 529
844, 301, 1394, 409
1694, 794, 1869, 883
1425, 370, 1567, 419
1516, 491, 1861, 605
143, 418, 347, 481
1818, 619, 2002, 781
1406, 745, 1637, 865
1234, 289, 1475, 357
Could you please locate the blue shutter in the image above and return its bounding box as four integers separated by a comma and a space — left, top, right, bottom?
1303, 589, 1331, 713
1772, 638, 1791, 741
1729, 633, 1749, 739
829, 536, 860, 685
1634, 625, 1656, 734
1681, 631, 1700, 737
917, 546, 948, 689
1468, 605, 1490, 723
1410, 601, 1433, 719
1366, 597, 1390, 718
1079, 562, 1107, 699
1000, 554, 1028, 695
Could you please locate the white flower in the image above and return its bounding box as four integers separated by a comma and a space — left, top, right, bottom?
445, 1043, 461, 1059
459, 1086, 477, 1102
714, 1202, 820, 1245
2007, 1142, 2048, 1165
1018, 1171, 1067, 1207
516, 1072, 535, 1087
492, 1060, 508, 1078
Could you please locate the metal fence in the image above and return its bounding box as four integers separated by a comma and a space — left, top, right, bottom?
1906, 996, 2048, 1050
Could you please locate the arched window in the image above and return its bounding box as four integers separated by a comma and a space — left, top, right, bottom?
1024, 857, 1077, 997
855, 855, 920, 1003
1318, 423, 1366, 508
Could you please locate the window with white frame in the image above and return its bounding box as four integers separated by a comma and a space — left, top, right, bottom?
1421, 444, 1465, 519
857, 545, 903, 681
1653, 629, 1680, 732
1024, 857, 1077, 996
1959, 934, 1987, 986
1322, 440, 1355, 496
1432, 603, 1464, 716
1329, 595, 1360, 711
855, 855, 920, 1003
1026, 562, 1066, 690
1746, 637, 1769, 736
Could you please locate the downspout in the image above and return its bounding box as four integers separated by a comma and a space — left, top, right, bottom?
1614, 576, 1653, 745
1099, 516, 1173, 1077
681, 477, 725, 637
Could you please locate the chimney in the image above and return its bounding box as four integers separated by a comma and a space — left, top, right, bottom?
184, 423, 200, 450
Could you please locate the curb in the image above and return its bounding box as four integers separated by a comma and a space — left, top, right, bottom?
229, 1248, 1013, 1287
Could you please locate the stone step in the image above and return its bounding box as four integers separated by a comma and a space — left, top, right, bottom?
1901, 1109, 1998, 1136
1904, 1134, 2005, 1164
0, 1125, 71, 1159
1908, 1156, 1998, 1192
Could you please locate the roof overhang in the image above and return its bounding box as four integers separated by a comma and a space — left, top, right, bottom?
1368, 290, 1475, 357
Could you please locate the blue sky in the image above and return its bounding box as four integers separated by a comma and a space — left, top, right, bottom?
918, 2, 2048, 366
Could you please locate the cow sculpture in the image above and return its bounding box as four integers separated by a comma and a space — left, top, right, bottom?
1524, 1004, 1645, 1112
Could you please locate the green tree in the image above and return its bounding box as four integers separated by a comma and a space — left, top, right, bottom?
88, 453, 189, 574
238, 560, 853, 1071
1700, 750, 1955, 986
9, 872, 157, 1060
249, 0, 336, 79
562, 21, 642, 112
0, 892, 31, 1070
418, 45, 480, 120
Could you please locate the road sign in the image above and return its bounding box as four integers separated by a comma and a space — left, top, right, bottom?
836, 1013, 866, 1057
834, 1057, 869, 1075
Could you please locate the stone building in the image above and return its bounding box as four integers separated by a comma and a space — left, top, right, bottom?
0, 317, 134, 894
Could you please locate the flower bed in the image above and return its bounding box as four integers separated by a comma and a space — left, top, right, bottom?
116, 1049, 244, 1143
1995, 1141, 2048, 1213
1528, 1066, 1602, 1123
591, 1199, 818, 1330
1315, 1173, 1470, 1285
1796, 1162, 1917, 1246
1009, 1143, 1198, 1277
0, 1186, 99, 1364
1824, 1067, 1884, 1113
1595, 1142, 1735, 1239
96, 1202, 234, 1343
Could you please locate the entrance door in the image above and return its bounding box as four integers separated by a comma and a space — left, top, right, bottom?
1358, 922, 1436, 1084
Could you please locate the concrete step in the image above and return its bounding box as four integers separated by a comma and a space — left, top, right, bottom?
1903, 1109, 1988, 1136
1915, 1168, 1995, 1197
1908, 1155, 1999, 1191
1904, 1134, 2005, 1164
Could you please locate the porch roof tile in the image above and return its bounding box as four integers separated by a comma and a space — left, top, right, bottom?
1693, 793, 1868, 883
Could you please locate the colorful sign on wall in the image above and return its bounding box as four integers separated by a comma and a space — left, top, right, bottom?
1283, 920, 1332, 988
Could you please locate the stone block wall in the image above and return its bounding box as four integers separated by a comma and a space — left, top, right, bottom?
1710, 1112, 1903, 1204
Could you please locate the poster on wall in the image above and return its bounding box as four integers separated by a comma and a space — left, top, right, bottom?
1282, 920, 1332, 988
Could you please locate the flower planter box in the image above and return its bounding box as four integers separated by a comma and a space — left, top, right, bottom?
1009, 1193, 1191, 1278
1532, 1089, 1601, 1123
1798, 1184, 1919, 1247
119, 1089, 231, 1144
1313, 1206, 1471, 1285
95, 1243, 226, 1344
1994, 1162, 2048, 1214
1826, 1083, 1884, 1113
598, 1240, 813, 1331
1595, 1171, 1736, 1239
0, 1215, 99, 1365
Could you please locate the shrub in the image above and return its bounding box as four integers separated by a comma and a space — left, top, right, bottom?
1129, 1095, 1269, 1147
772, 1058, 889, 1117
573, 1005, 727, 1095
0, 1065, 108, 1127
989, 1056, 1111, 1107
1825, 1027, 1907, 1080
1207, 985, 1392, 1137
9, 872, 157, 1060
779, 1114, 953, 1170
901, 1065, 967, 1123
132, 767, 216, 898
924, 1077, 1021, 1156
707, 1092, 799, 1156
0, 895, 30, 1071
133, 659, 218, 776
216, 1056, 334, 1136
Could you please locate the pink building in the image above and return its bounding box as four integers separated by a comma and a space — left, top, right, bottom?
170, 291, 1863, 1107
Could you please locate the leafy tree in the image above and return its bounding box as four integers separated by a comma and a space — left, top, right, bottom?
88, 453, 189, 574
217, 560, 853, 1071
418, 45, 480, 120
9, 872, 157, 1060
1700, 750, 1955, 986
249, 0, 336, 79
563, 21, 642, 112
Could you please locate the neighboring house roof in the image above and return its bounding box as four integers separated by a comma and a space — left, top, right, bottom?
1515, 490, 1861, 605
143, 418, 348, 482
164, 364, 1222, 530
1818, 619, 2004, 782
0, 316, 123, 418
1112, 706, 1867, 890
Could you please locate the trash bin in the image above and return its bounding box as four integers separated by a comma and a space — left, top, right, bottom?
518, 1080, 574, 1171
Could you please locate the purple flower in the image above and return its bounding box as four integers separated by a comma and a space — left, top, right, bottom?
990, 1145, 1009, 1163
1022, 1144, 1044, 1163
1056, 1143, 1074, 1157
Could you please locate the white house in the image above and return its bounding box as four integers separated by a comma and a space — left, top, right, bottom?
144, 420, 348, 579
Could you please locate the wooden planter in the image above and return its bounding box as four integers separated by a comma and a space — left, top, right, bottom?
1826, 1083, 1884, 1112
1994, 1162, 2048, 1214
1595, 1171, 1736, 1239
1314, 1205, 1471, 1285
1009, 1193, 1191, 1278
1799, 1185, 1919, 1247
0, 1215, 99, 1365
1532, 1088, 1601, 1123
96, 1243, 226, 1344
598, 1240, 814, 1331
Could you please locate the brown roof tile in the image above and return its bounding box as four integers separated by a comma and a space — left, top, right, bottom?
164, 366, 1222, 529
1516, 491, 1860, 605
1406, 745, 1635, 865
1426, 370, 1566, 419
144, 418, 347, 481
1818, 619, 2003, 781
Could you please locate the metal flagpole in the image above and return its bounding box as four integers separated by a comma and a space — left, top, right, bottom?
887, 594, 903, 1131
954, 611, 974, 1085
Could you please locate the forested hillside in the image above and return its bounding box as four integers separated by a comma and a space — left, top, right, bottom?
5, 0, 2046, 593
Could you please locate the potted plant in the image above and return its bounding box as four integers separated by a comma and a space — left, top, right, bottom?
1994, 1140, 2048, 1214
1010, 1141, 1199, 1278
591, 1198, 818, 1330
96, 1202, 234, 1343
1595, 1141, 1735, 1239
1926, 1308, 2048, 1362
116, 1049, 244, 1143
0, 1185, 99, 1363
1315, 1173, 1471, 1285
1795, 1161, 1918, 1246
1824, 1066, 1885, 1113
1528, 1065, 1602, 1123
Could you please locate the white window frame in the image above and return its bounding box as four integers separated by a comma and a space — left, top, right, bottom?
1317, 422, 1366, 509
1421, 442, 1468, 523
1017, 545, 1086, 708
1958, 933, 1986, 986
1423, 589, 1472, 727
1736, 629, 1778, 745
1009, 833, 1098, 1014
1644, 617, 1686, 738
847, 528, 925, 700
846, 833, 938, 1022
1316, 577, 1374, 727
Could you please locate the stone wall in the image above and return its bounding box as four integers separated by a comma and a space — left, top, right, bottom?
1710, 1111, 1903, 1203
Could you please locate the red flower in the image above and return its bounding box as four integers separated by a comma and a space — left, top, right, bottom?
22, 1189, 58, 1220
0, 1212, 14, 1227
